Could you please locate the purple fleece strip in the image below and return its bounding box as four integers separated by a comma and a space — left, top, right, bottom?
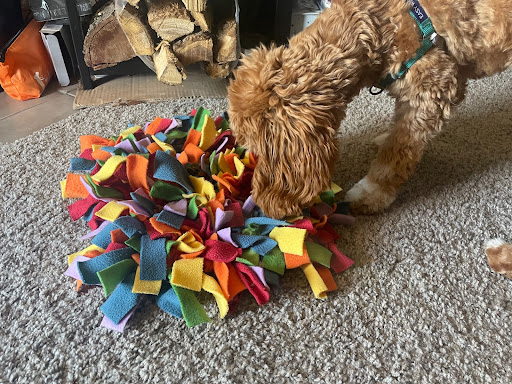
114, 140, 136, 154
79, 177, 117, 203
133, 187, 151, 200
118, 200, 151, 216
163, 119, 179, 133
200, 154, 209, 174
135, 137, 152, 152
80, 220, 110, 240
216, 136, 229, 153
249, 266, 269, 290
217, 227, 238, 247
64, 255, 91, 280
164, 199, 188, 216
242, 195, 256, 216
214, 208, 234, 232
100, 302, 139, 333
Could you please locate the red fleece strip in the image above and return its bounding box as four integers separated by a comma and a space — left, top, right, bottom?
328, 243, 354, 274
234, 262, 270, 306
80, 148, 94, 161
68, 195, 98, 221
204, 239, 241, 263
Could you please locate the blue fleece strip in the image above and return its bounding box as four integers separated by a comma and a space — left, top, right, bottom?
231, 234, 278, 256
139, 235, 167, 281
154, 132, 168, 142
113, 216, 147, 237
91, 222, 118, 249
69, 158, 97, 172
77, 247, 134, 285
83, 202, 98, 223
156, 282, 183, 318
244, 217, 291, 235
156, 210, 185, 230
130, 191, 155, 215
100, 271, 139, 324
153, 151, 193, 193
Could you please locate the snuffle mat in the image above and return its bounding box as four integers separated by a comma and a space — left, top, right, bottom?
61, 107, 354, 332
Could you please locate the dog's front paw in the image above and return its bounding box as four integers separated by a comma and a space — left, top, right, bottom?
345, 176, 396, 214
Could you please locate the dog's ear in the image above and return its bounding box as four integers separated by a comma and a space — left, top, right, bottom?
228, 45, 284, 113
251, 109, 339, 219
228, 44, 284, 149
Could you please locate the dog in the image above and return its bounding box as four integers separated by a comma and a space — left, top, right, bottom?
227, 0, 512, 219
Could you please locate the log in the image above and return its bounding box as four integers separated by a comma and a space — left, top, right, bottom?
173, 31, 213, 66
146, 0, 195, 42
181, 0, 207, 12
117, 3, 155, 56
191, 8, 212, 32
204, 62, 231, 78
214, 18, 237, 63
84, 1, 136, 70
153, 41, 187, 85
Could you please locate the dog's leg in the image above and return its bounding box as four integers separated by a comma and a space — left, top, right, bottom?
346, 48, 464, 214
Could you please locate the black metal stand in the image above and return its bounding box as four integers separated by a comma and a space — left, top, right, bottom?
274, 0, 293, 44
64, 0, 152, 90
63, 0, 293, 90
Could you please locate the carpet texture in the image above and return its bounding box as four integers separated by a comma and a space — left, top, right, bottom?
1, 70, 512, 383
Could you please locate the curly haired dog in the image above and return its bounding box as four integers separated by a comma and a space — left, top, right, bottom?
227, 0, 512, 218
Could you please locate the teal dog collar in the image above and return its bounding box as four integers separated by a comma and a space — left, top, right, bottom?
371, 0, 437, 94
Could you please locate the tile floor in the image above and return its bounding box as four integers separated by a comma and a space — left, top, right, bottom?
0, 78, 78, 143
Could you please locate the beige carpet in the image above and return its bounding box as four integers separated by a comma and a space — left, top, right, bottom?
1, 70, 511, 383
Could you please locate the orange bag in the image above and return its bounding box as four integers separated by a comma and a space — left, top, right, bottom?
0, 19, 54, 101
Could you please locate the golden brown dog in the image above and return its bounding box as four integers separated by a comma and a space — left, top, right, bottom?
227, 0, 512, 218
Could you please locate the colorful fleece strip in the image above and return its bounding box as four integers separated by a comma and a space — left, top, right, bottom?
61, 107, 354, 331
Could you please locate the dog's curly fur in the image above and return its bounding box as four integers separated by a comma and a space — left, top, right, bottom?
228, 0, 512, 218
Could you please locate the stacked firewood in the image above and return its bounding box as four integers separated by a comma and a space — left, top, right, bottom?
83, 0, 238, 84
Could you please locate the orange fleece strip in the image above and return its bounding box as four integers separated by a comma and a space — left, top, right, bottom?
184, 128, 201, 148
216, 189, 225, 205
149, 216, 180, 235
83, 249, 103, 258
111, 229, 129, 244
314, 215, 328, 229
80, 135, 111, 153
132, 253, 140, 265
65, 174, 89, 198
180, 249, 205, 259
214, 261, 247, 300
316, 265, 338, 292
145, 117, 162, 135
212, 174, 239, 196
183, 143, 204, 163
91, 148, 112, 162
126, 155, 150, 193
178, 152, 189, 165
227, 262, 247, 299
284, 245, 311, 269
146, 142, 161, 154
223, 153, 238, 173
207, 199, 224, 215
